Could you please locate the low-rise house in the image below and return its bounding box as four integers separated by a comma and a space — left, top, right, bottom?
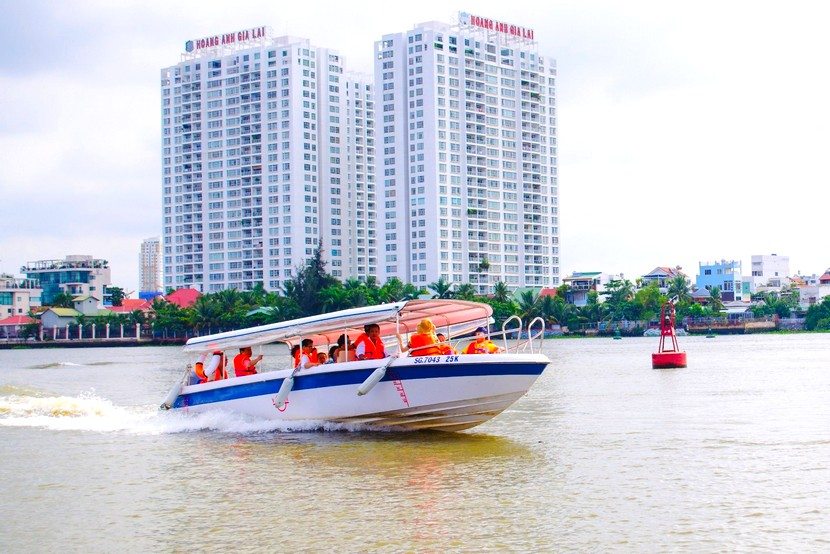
696, 259, 746, 302
795, 269, 830, 308
106, 298, 153, 315
0, 315, 37, 339
163, 288, 201, 308
40, 307, 82, 329
640, 266, 685, 293
561, 272, 621, 306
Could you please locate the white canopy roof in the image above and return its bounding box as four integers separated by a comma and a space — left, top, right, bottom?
182, 299, 494, 354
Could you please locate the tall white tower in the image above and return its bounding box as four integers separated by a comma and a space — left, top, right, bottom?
375, 13, 559, 293
139, 237, 162, 296
161, 27, 375, 292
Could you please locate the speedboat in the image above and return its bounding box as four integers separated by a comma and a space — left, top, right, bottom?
160, 299, 549, 432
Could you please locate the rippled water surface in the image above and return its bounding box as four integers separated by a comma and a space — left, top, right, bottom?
1, 334, 829, 551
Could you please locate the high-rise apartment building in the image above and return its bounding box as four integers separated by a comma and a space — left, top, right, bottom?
161, 27, 375, 292
375, 13, 559, 292
139, 237, 162, 297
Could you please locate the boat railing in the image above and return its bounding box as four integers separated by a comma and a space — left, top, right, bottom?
499, 315, 523, 353
525, 317, 546, 353
491, 315, 545, 354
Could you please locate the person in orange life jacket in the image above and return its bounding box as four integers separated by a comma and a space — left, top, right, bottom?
464, 327, 504, 354
354, 323, 386, 360
234, 346, 263, 377
187, 353, 211, 385
407, 318, 442, 357
436, 332, 457, 355
196, 351, 228, 382
335, 334, 357, 362
298, 338, 321, 369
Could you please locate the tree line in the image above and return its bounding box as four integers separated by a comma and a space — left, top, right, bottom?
33, 247, 830, 337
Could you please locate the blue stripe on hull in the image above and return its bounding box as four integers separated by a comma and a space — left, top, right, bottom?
173, 361, 546, 409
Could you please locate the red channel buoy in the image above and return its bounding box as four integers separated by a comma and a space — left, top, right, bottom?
652, 300, 687, 369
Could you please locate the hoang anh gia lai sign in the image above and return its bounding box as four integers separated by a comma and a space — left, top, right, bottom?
185, 26, 267, 53
459, 12, 534, 40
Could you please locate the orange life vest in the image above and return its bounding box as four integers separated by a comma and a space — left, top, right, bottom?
464, 339, 498, 355
353, 333, 386, 360
234, 352, 257, 377
193, 361, 208, 383
408, 333, 441, 356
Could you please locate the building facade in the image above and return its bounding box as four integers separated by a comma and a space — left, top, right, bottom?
695, 259, 744, 302
139, 237, 162, 298
21, 255, 111, 306
561, 271, 621, 306
375, 13, 559, 293
750, 253, 790, 291
0, 274, 42, 317
161, 28, 375, 293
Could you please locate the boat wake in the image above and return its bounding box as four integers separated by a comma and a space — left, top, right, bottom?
0, 388, 390, 435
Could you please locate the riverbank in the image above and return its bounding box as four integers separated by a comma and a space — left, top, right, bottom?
0, 338, 186, 349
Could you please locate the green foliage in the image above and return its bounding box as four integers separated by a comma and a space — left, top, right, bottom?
633, 282, 666, 322
601, 279, 637, 321
492, 281, 510, 303
804, 296, 830, 330
282, 244, 340, 315
108, 286, 126, 307
49, 291, 75, 308
428, 276, 454, 299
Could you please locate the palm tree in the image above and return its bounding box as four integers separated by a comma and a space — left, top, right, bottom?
492, 281, 510, 303
50, 291, 75, 308
667, 275, 692, 304
342, 278, 369, 308
517, 290, 540, 320
708, 285, 724, 313
454, 283, 478, 301
428, 276, 454, 299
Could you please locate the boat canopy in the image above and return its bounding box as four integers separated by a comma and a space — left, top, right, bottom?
182, 299, 494, 354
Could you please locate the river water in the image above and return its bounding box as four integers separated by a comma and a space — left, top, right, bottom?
1, 334, 828, 552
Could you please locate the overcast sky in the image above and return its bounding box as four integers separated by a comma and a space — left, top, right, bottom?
2, 0, 828, 295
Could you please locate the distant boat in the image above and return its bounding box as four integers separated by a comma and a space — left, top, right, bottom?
160, 300, 550, 432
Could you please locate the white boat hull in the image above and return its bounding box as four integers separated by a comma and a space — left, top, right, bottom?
171, 353, 549, 432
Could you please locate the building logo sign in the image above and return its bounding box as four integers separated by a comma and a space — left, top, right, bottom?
459, 12, 534, 40
185, 26, 267, 52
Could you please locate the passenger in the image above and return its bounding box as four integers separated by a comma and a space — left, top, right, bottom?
335, 334, 357, 363
203, 351, 228, 381
317, 351, 328, 364
186, 353, 210, 385
436, 332, 457, 355
298, 338, 321, 369
463, 327, 505, 354
407, 318, 442, 357
291, 344, 301, 368
354, 323, 386, 360
327, 345, 338, 363
234, 346, 263, 377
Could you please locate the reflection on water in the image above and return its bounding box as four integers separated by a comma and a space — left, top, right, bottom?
1, 336, 830, 550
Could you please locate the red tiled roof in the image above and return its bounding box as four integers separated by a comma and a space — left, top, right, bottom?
539, 287, 558, 297
164, 288, 202, 308
0, 315, 37, 326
